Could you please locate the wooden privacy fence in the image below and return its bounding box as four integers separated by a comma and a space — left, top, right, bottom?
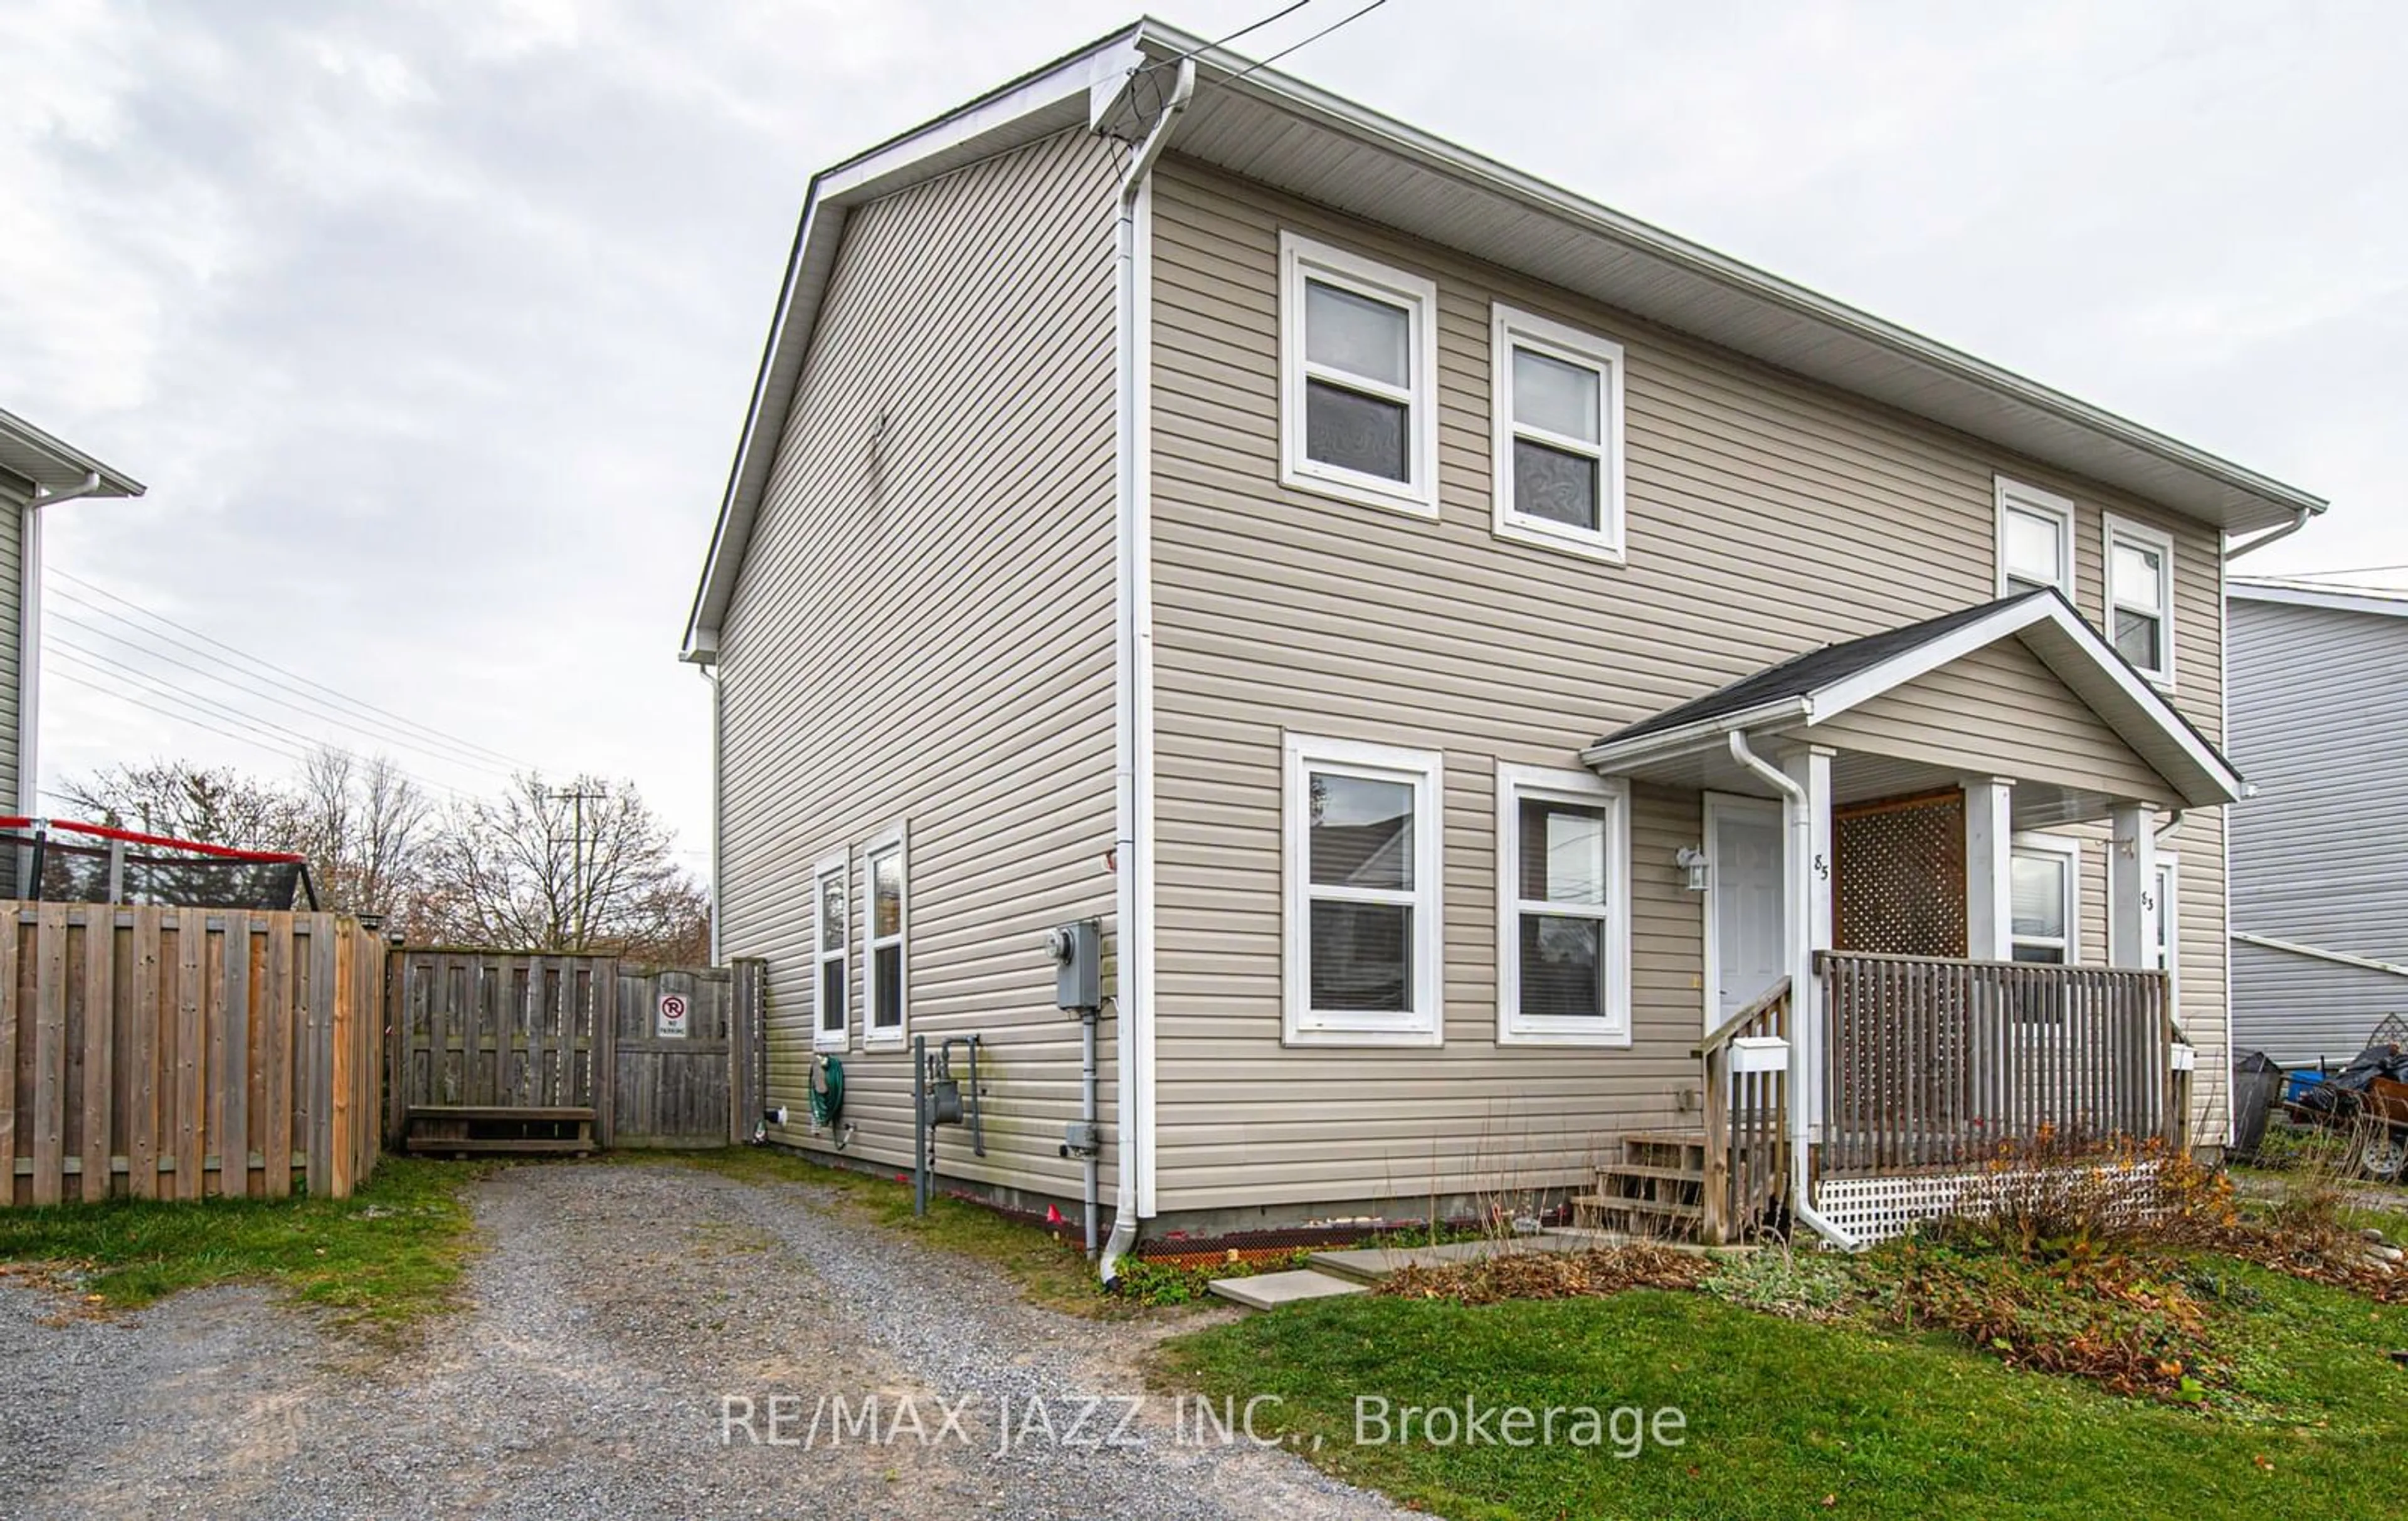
1, 903, 385, 1208
386, 949, 761, 1150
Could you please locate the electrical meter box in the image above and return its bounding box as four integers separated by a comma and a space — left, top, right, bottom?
1047, 919, 1102, 1012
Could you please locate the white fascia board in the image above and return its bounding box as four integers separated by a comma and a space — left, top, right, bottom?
680, 29, 1134, 663
2227, 578, 2408, 620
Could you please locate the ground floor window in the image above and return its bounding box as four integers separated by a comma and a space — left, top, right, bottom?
862, 824, 907, 1046
1282, 734, 1444, 1045
813, 851, 847, 1050
1496, 763, 1630, 1045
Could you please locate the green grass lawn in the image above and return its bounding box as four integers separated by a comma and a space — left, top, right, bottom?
0, 1157, 490, 1339
1155, 1258, 2407, 1521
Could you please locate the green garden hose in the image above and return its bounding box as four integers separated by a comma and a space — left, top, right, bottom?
810, 1054, 845, 1128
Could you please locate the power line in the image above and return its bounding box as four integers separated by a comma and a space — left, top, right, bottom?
2259, 564, 2408, 581
46, 666, 313, 770
47, 609, 519, 781
45, 643, 478, 806
47, 589, 522, 776
1213, 0, 1391, 88
47, 569, 542, 771
1138, 0, 1320, 75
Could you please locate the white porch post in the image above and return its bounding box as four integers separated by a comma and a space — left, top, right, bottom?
1962, 777, 2014, 960
1783, 745, 1834, 1134
2109, 804, 2158, 969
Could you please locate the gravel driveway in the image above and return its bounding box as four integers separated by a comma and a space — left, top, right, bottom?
0, 1160, 1413, 1521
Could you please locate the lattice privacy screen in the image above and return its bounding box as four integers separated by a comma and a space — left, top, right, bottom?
1834, 791, 1967, 957
1815, 1162, 2167, 1244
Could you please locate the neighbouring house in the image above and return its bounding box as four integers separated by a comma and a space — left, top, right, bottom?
2228, 578, 2408, 1066
684, 21, 2328, 1253
0, 407, 144, 818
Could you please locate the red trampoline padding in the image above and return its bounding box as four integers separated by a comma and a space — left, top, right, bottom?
0, 817, 307, 864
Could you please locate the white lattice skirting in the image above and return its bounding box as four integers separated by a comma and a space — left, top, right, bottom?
1814, 1161, 2168, 1244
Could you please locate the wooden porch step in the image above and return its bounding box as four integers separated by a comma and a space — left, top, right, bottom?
1597, 1162, 1702, 1184
1619, 1129, 1708, 1147
1570, 1192, 1703, 1240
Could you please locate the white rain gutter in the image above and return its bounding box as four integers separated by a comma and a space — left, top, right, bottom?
1726, 729, 1861, 1251
2231, 930, 2408, 981
18, 471, 102, 815
1098, 56, 1195, 1287
2223, 507, 2313, 562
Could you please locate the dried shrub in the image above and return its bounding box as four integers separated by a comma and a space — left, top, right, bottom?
1375, 1245, 1713, 1305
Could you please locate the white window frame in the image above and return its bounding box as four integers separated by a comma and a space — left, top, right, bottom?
1282, 734, 1445, 1046
861, 823, 908, 1048
1489, 304, 1627, 564
2103, 513, 2177, 686
2152, 852, 2180, 1008
812, 850, 849, 1052
1494, 763, 1630, 1046
1994, 476, 2075, 599
2008, 833, 2081, 964
1278, 232, 1440, 519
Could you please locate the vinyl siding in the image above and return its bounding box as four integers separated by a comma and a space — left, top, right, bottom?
1806, 638, 2170, 802
716, 128, 1122, 1203
2229, 596, 2408, 1063
1144, 155, 2232, 1214
0, 497, 20, 810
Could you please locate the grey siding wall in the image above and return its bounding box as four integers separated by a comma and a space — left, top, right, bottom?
2229, 595, 2408, 1063
716, 129, 1123, 1203
0, 495, 21, 811
1144, 155, 2232, 1214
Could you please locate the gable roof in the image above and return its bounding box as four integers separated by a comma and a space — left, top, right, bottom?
683, 16, 2328, 661
0, 406, 144, 505
1580, 590, 2243, 808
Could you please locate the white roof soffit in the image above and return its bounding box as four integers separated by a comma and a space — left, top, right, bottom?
2228, 576, 2408, 619
681, 18, 2328, 659
0, 406, 145, 503
1583, 596, 2243, 808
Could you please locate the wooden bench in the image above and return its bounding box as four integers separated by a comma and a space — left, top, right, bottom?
403, 1105, 597, 1157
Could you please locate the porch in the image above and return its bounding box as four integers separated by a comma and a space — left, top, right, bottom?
1575, 591, 2235, 1245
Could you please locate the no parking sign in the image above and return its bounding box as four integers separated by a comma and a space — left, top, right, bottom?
656, 992, 689, 1039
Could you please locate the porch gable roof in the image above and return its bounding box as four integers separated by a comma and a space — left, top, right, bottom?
1579, 590, 2242, 808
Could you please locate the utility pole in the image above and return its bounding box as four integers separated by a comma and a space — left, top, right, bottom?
551, 785, 606, 950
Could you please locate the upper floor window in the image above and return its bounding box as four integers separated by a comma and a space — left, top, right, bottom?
2104, 515, 2176, 684
1995, 477, 2074, 598
863, 824, 907, 1046
1490, 305, 1627, 562
1279, 233, 1439, 517
1496, 764, 1630, 1045
813, 851, 848, 1051
1282, 735, 1444, 1045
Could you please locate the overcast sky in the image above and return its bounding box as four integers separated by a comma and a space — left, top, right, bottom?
4, 0, 2402, 863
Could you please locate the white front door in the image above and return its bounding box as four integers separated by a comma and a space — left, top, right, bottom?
1706, 794, 1787, 1031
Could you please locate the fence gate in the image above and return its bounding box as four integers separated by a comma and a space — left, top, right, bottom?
387, 951, 759, 1151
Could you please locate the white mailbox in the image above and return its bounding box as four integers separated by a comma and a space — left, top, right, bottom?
1729, 1034, 1790, 1075
2169, 1043, 2198, 1072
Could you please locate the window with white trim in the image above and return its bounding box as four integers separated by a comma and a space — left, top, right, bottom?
1279, 233, 1439, 516
1496, 764, 1629, 1045
862, 826, 906, 1045
1283, 735, 1444, 1045
813, 852, 848, 1051
2149, 856, 2178, 977
2105, 515, 2176, 683
1490, 305, 1626, 561
2009, 838, 2079, 965
1995, 477, 2074, 597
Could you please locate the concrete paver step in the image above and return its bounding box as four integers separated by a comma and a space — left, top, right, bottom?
1205, 1268, 1369, 1310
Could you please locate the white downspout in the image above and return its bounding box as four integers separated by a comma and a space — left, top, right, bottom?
1099, 58, 1195, 1287
1727, 730, 1861, 1250
19, 471, 102, 816
2221, 507, 2311, 562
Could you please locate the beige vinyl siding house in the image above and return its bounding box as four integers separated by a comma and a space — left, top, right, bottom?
686, 20, 2319, 1255
1144, 157, 2236, 1216
712, 128, 1124, 1205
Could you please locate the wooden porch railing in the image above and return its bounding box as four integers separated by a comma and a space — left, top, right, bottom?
1694, 977, 1790, 1244
1817, 950, 2174, 1177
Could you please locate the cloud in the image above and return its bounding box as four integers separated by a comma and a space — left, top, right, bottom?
3, 0, 2402, 856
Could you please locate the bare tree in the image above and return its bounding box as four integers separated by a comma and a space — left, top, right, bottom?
293, 746, 429, 922
419, 773, 707, 960
55, 760, 300, 850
